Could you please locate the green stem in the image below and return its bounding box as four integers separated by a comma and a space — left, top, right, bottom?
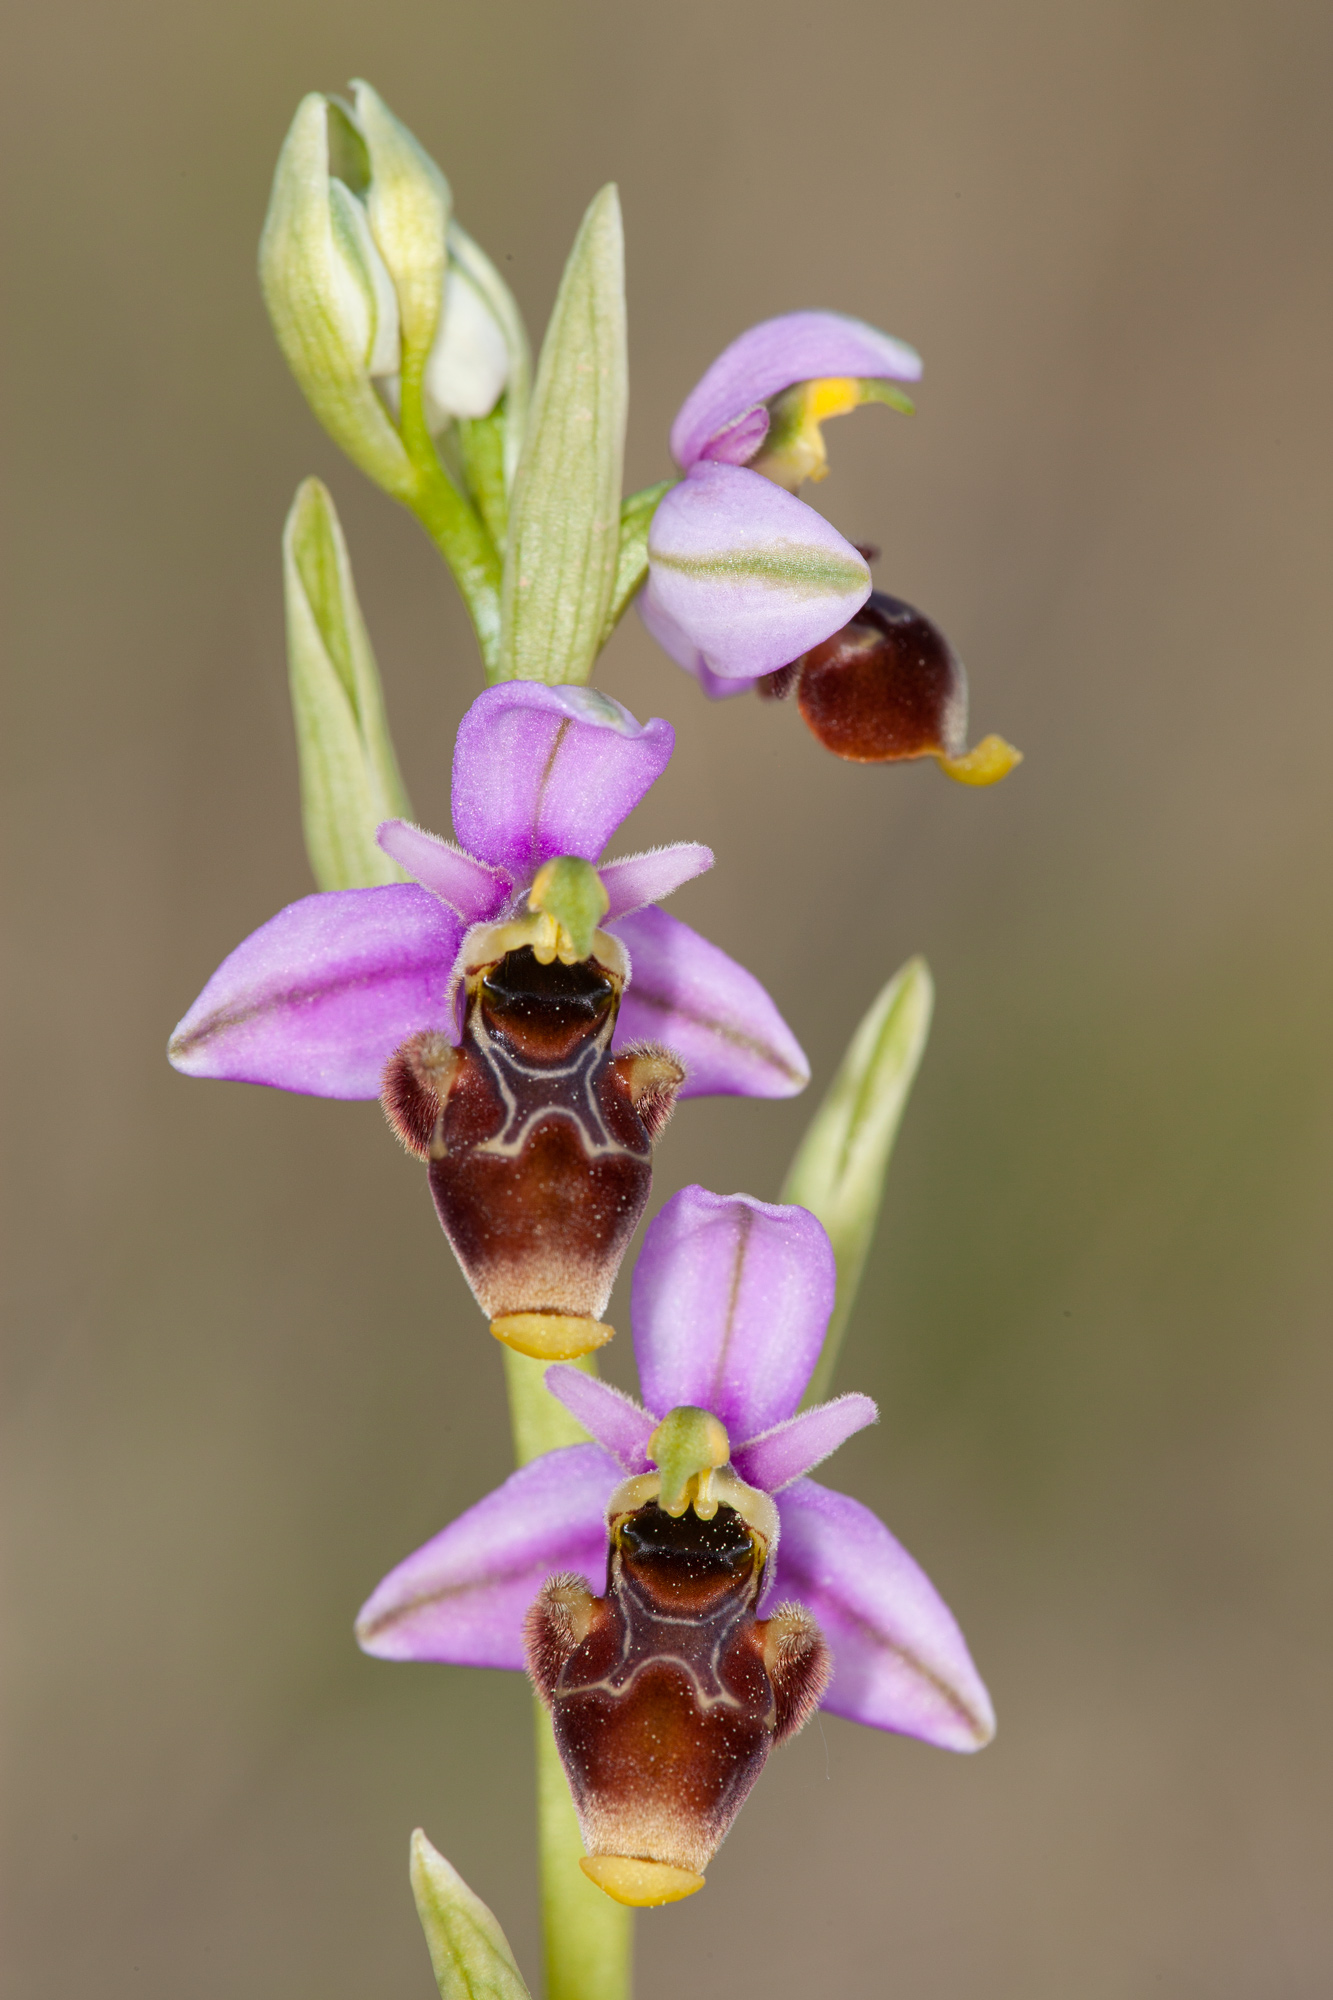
503, 1350, 633, 2000
535, 1704, 632, 2000
458, 404, 511, 554
397, 352, 505, 673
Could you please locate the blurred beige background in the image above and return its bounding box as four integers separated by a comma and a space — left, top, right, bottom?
6, 1, 1332, 1994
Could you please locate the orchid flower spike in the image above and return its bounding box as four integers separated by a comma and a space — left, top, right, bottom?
169, 687, 807, 1357
357, 1187, 995, 1898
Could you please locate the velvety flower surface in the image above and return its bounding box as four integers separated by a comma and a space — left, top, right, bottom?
641, 311, 922, 692
169, 683, 808, 1101
357, 1186, 995, 1751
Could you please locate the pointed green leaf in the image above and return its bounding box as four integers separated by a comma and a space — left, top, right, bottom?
497, 186, 627, 685
782, 957, 934, 1403
410, 1830, 532, 2000
601, 480, 675, 643
283, 478, 412, 889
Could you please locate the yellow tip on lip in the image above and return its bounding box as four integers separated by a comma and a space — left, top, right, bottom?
936, 734, 1024, 787
490, 1313, 614, 1360
580, 1856, 705, 1907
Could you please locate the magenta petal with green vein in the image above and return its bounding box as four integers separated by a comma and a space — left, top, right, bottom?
645, 462, 870, 683
168, 682, 805, 1101
643, 309, 924, 690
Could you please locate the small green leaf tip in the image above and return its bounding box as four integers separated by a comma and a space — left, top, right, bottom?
498, 185, 627, 686
410, 1829, 532, 2000
283, 477, 412, 889
782, 957, 934, 1403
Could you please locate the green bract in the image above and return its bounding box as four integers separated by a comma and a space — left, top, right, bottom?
498, 186, 628, 685
283, 478, 411, 890
782, 956, 934, 1402
411, 1830, 532, 2000
603, 480, 675, 644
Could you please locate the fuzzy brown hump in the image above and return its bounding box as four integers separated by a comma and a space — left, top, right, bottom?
607, 1042, 687, 1146
759, 1601, 832, 1744
381, 1032, 461, 1157
524, 1575, 601, 1705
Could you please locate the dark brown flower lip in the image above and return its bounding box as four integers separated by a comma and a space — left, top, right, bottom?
381, 946, 684, 1346
749, 588, 1020, 783
526, 1497, 830, 1891
796, 589, 969, 764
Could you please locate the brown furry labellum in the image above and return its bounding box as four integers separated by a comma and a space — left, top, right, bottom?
790, 590, 968, 763
525, 1496, 829, 1899
382, 945, 684, 1351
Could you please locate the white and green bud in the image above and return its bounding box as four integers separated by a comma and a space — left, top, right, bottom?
261, 90, 513, 456
410, 1829, 532, 2000
782, 956, 934, 1402
261, 87, 527, 664
425, 260, 511, 426
259, 94, 413, 497
446, 222, 531, 473
283, 477, 411, 889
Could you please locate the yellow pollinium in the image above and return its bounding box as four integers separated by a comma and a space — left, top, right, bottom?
752, 375, 859, 487
752, 374, 915, 490
580, 1856, 705, 1907
490, 1313, 615, 1360
647, 1406, 731, 1519
935, 734, 1024, 787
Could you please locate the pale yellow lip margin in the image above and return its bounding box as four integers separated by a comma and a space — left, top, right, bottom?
490, 1313, 613, 1360
580, 1856, 705, 1906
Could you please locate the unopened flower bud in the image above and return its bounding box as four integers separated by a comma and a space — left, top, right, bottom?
349, 80, 450, 366
382, 932, 684, 1360
423, 261, 512, 427
793, 590, 1022, 783
259, 94, 413, 497
526, 1442, 828, 1902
